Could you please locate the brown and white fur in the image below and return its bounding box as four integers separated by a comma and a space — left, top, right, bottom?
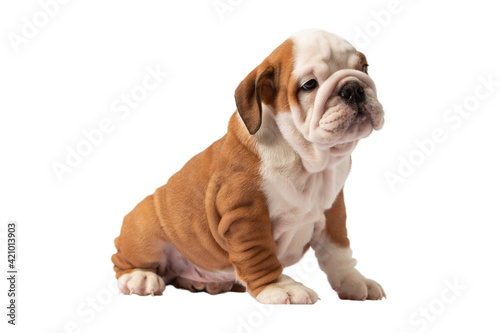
112, 29, 385, 304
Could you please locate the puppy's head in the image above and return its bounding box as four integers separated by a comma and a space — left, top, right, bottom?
235, 29, 384, 155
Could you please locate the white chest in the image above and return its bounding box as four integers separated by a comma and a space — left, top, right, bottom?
259, 154, 351, 266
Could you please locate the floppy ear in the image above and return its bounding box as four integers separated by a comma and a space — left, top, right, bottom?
234, 66, 275, 135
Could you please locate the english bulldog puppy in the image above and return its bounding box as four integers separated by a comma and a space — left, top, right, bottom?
112, 29, 385, 304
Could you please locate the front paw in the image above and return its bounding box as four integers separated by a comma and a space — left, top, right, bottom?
332, 269, 385, 301
118, 269, 165, 296
256, 275, 319, 304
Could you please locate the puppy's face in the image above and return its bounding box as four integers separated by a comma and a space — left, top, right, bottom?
235, 30, 384, 156
290, 31, 384, 148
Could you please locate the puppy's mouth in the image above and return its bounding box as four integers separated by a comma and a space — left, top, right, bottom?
319, 101, 373, 133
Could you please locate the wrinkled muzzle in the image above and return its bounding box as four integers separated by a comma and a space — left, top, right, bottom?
307, 69, 384, 145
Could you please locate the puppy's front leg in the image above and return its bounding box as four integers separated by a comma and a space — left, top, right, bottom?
216, 175, 318, 304
312, 189, 385, 300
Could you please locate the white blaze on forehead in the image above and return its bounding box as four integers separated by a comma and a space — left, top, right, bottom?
290, 30, 358, 82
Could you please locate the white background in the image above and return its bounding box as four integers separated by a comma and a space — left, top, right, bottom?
1, 0, 499, 332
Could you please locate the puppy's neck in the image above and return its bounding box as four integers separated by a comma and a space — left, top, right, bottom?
255, 106, 352, 174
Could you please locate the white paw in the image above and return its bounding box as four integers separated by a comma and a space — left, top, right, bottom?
332, 269, 385, 301
118, 269, 166, 296
256, 275, 319, 304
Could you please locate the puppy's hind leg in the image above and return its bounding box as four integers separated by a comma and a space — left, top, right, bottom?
111, 195, 170, 296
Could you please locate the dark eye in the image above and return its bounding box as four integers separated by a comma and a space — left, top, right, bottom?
361, 64, 369, 74
300, 79, 318, 91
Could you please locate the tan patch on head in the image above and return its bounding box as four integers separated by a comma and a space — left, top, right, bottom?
234, 39, 296, 134
248, 38, 297, 114
356, 51, 368, 73
356, 52, 367, 66
263, 39, 297, 114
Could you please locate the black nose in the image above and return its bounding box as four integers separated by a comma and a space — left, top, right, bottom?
339, 81, 365, 104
